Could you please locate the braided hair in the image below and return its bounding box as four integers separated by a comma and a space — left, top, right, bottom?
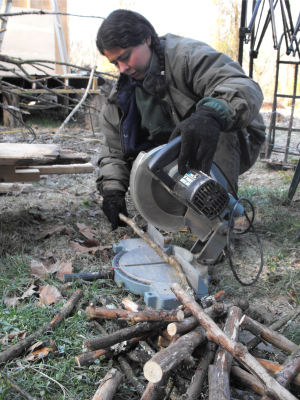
96, 9, 167, 98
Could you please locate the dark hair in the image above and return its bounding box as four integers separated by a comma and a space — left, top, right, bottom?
96, 9, 166, 98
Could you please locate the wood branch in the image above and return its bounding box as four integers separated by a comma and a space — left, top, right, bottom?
83, 321, 168, 351
210, 306, 243, 400
141, 335, 180, 400
201, 290, 227, 308
76, 333, 156, 367
144, 326, 206, 383
240, 315, 298, 354
256, 358, 300, 386
167, 300, 249, 336
0, 10, 105, 19
230, 365, 265, 396
170, 283, 297, 400
90, 320, 108, 336
76, 349, 114, 367
277, 346, 300, 386
118, 355, 145, 395
0, 289, 83, 365
121, 298, 140, 312
1, 371, 36, 400
91, 368, 123, 400
247, 307, 300, 351
85, 305, 185, 323
185, 342, 217, 400
119, 213, 192, 293
52, 67, 96, 142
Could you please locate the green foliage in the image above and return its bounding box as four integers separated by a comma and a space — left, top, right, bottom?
25, 117, 61, 128
211, 0, 240, 61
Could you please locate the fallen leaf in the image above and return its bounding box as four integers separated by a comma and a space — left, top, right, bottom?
20, 283, 37, 299
55, 261, 73, 282
79, 238, 100, 247
4, 297, 20, 307
28, 341, 44, 353
39, 285, 63, 306
0, 330, 26, 345
70, 241, 111, 254
25, 339, 57, 361
30, 260, 59, 278
77, 222, 98, 240
35, 225, 71, 240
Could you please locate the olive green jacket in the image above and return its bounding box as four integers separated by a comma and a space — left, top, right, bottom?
97, 34, 265, 193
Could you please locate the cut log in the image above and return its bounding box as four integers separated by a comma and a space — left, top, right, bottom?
0, 289, 83, 365
230, 365, 265, 396
185, 342, 217, 400
144, 326, 206, 383
91, 368, 123, 400
119, 213, 192, 293
171, 283, 297, 400
247, 307, 300, 351
85, 305, 184, 323
240, 315, 298, 354
210, 306, 243, 400
167, 301, 248, 336
83, 321, 168, 351
118, 355, 145, 395
256, 358, 300, 386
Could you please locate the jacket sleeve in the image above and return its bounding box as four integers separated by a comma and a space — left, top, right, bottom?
171, 39, 264, 132
96, 102, 131, 194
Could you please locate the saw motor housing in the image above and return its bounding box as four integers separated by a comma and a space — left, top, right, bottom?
130, 136, 244, 262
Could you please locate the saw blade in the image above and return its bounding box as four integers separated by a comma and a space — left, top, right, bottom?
151, 178, 187, 216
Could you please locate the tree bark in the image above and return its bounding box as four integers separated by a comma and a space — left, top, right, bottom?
210, 306, 243, 400
83, 321, 168, 351
256, 357, 300, 386
144, 326, 206, 383
85, 305, 184, 323
91, 368, 123, 400
0, 289, 83, 365
185, 342, 217, 400
247, 307, 300, 351
240, 315, 298, 354
170, 283, 297, 400
118, 355, 145, 395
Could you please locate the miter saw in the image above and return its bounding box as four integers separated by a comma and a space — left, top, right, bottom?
112, 137, 253, 310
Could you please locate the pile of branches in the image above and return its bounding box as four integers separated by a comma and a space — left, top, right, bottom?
77, 288, 300, 400
1, 286, 300, 400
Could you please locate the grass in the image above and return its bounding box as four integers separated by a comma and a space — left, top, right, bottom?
24, 117, 61, 129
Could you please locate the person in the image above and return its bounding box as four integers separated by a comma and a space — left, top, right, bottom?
96, 9, 266, 230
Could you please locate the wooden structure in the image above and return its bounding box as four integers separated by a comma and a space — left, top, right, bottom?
0, 143, 93, 186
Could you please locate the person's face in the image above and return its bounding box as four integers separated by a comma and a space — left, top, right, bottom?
104, 36, 152, 80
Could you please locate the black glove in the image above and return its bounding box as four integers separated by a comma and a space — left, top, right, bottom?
102, 190, 128, 231
169, 105, 224, 175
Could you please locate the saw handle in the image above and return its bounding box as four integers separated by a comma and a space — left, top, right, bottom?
63, 271, 112, 282
148, 136, 182, 189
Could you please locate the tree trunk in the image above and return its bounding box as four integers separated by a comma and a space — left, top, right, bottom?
185, 342, 217, 400
91, 368, 123, 400
85, 305, 185, 323
210, 306, 243, 400
83, 321, 168, 351
170, 283, 297, 400
0, 289, 83, 365
240, 315, 298, 354
144, 326, 206, 383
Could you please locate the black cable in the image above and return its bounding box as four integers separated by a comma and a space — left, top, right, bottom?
212, 161, 264, 286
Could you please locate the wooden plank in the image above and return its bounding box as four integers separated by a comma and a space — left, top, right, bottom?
0, 168, 40, 182
0, 143, 90, 166
0, 183, 34, 193
23, 163, 93, 174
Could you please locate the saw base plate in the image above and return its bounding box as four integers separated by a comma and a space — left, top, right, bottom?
113, 238, 209, 310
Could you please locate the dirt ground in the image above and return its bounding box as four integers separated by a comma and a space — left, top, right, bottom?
0, 107, 300, 399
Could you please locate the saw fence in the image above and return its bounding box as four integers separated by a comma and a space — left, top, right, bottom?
2, 287, 300, 399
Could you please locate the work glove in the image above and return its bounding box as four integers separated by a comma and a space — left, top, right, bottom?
102, 190, 128, 231
169, 105, 225, 176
